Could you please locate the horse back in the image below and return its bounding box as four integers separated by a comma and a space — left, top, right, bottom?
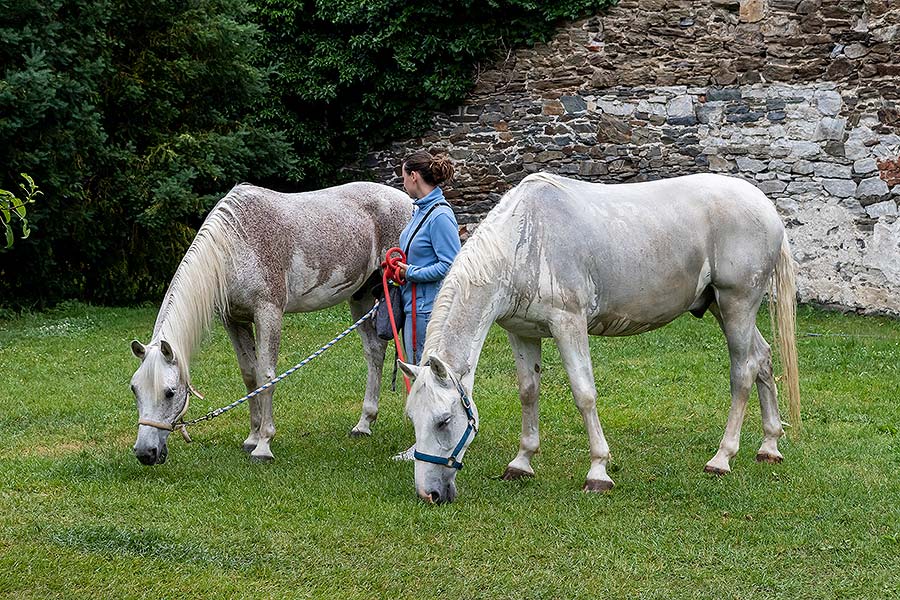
503, 173, 784, 331
221, 182, 411, 316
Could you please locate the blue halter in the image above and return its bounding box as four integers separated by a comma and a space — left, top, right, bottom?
413, 371, 478, 470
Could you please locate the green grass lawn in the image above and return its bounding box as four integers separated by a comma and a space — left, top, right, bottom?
1, 302, 898, 599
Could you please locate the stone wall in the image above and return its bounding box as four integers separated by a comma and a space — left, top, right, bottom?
362, 0, 900, 316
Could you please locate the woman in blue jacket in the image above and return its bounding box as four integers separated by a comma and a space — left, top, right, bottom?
396, 151, 461, 365
392, 151, 460, 461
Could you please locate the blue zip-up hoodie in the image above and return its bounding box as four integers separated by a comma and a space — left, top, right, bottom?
399, 186, 461, 314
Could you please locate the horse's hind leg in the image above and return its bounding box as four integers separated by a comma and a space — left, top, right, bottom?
250, 303, 283, 461
705, 292, 765, 475
502, 332, 542, 480
552, 314, 614, 492
753, 328, 785, 463
348, 297, 387, 437
223, 319, 261, 453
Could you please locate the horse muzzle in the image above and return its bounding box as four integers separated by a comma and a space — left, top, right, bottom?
134, 443, 168, 465
417, 481, 457, 505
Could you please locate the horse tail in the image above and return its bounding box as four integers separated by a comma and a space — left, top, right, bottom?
769, 234, 801, 433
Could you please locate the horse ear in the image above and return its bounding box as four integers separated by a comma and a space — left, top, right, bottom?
131, 340, 146, 360
397, 360, 422, 381
159, 340, 177, 364
428, 356, 450, 383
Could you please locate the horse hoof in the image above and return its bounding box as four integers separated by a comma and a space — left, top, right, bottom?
755, 452, 783, 464
703, 464, 729, 476
241, 443, 257, 453
249, 454, 274, 463
501, 467, 533, 481
348, 428, 371, 438
583, 479, 614, 493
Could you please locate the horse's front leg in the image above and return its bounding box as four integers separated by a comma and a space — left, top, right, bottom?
552, 315, 614, 492
348, 296, 387, 437
223, 318, 261, 453
250, 303, 283, 462
502, 332, 542, 480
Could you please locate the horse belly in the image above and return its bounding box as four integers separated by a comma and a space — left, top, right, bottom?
284, 269, 366, 312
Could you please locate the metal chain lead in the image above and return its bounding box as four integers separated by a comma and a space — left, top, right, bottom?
179, 301, 381, 429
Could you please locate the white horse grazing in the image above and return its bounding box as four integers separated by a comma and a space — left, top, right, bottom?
399, 172, 800, 503
130, 182, 411, 465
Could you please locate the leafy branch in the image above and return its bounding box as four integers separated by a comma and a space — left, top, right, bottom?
1, 173, 41, 249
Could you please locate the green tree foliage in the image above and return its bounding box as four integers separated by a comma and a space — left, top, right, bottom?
0, 0, 298, 307
254, 0, 616, 184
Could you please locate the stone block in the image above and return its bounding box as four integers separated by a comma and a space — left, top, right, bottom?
666, 95, 695, 118
789, 142, 822, 159
636, 99, 667, 118
815, 91, 843, 116
740, 0, 766, 22
853, 158, 878, 174
697, 105, 723, 125
844, 143, 869, 161
814, 117, 848, 141
667, 116, 699, 126
726, 112, 764, 123
736, 157, 768, 173
543, 100, 565, 116
814, 163, 852, 178
823, 178, 858, 198
597, 100, 635, 117
757, 180, 788, 194
857, 176, 890, 204
844, 43, 870, 59
560, 95, 588, 114
578, 161, 609, 176
865, 200, 898, 218
708, 155, 733, 172
706, 88, 743, 102
535, 150, 564, 162
786, 181, 823, 194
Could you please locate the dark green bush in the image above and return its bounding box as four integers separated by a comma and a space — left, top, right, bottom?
0, 0, 298, 306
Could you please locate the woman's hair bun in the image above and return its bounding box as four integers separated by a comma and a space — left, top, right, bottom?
403, 150, 454, 186
430, 157, 454, 185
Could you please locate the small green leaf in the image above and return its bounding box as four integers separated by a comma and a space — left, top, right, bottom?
5, 225, 13, 249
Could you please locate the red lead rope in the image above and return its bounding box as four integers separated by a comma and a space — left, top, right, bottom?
382, 247, 417, 393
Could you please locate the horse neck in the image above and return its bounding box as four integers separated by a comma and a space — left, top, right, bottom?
424, 278, 505, 385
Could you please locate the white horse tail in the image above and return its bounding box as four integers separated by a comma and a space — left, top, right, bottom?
769, 234, 801, 433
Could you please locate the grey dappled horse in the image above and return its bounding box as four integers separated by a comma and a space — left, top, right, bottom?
400, 172, 800, 503
130, 183, 411, 465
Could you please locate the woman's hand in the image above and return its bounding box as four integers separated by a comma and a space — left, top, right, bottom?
397, 261, 409, 279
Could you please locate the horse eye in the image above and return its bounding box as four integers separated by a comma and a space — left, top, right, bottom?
437, 417, 451, 429
164, 388, 175, 399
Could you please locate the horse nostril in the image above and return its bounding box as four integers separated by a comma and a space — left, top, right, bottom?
430, 491, 440, 503
135, 447, 158, 466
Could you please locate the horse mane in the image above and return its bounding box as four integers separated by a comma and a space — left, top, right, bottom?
151, 184, 251, 377
423, 173, 568, 359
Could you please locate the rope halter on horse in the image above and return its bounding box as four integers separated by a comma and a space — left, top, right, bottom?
137, 383, 204, 442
